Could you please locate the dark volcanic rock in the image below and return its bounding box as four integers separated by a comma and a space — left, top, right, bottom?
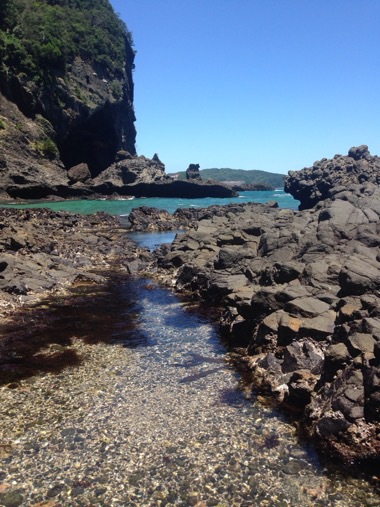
149, 180, 380, 466
186, 163, 201, 180
0, 54, 136, 199
0, 208, 148, 308
92, 157, 236, 198
67, 163, 92, 184
284, 146, 380, 210
127, 206, 189, 231
0, 6, 234, 201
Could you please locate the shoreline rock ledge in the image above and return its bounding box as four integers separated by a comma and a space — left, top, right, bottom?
149, 146, 380, 468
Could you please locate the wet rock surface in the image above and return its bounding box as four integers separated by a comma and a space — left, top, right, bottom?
0, 207, 146, 310
148, 181, 380, 466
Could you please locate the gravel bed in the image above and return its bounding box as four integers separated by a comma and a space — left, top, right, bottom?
0, 279, 379, 507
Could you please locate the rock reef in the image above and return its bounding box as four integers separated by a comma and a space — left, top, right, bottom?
0, 207, 147, 310
144, 147, 380, 467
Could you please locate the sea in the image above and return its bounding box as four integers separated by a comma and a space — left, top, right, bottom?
0, 189, 299, 216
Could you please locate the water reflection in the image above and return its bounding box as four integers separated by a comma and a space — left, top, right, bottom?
127, 230, 180, 251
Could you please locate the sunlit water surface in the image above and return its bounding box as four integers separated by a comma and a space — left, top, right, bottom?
0, 199, 379, 506
0, 189, 299, 216
1, 272, 378, 506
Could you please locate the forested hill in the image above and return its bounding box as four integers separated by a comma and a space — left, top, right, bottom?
177, 168, 285, 188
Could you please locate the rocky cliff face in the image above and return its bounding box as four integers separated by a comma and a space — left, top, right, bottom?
0, 1, 235, 200
0, 0, 137, 198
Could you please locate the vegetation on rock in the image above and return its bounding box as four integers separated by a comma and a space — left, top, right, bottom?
0, 0, 133, 81
0, 0, 137, 193
177, 167, 285, 188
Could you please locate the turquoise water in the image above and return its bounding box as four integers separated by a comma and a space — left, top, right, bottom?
0, 189, 299, 216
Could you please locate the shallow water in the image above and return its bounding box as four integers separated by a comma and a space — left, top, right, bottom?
127, 230, 180, 251
0, 275, 379, 506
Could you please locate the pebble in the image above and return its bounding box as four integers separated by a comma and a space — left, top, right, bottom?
0, 279, 378, 506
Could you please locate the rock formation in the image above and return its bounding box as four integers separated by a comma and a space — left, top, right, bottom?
0, 207, 146, 309
139, 147, 380, 467
186, 163, 201, 180
0, 0, 136, 199
285, 145, 380, 210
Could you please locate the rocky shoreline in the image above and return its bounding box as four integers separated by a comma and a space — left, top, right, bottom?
0, 145, 379, 476
0, 207, 150, 312
133, 147, 380, 469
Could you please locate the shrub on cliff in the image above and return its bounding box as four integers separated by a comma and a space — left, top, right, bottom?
0, 0, 134, 81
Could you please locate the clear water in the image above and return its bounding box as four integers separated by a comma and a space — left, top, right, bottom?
127, 230, 180, 251
1, 192, 378, 505
1, 276, 378, 506
0, 189, 299, 216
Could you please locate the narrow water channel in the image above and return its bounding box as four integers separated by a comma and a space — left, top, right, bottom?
0, 243, 379, 505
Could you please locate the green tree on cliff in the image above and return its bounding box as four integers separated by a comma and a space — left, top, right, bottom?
0, 0, 133, 80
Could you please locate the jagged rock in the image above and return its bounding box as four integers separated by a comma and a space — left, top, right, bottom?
348, 145, 371, 160
285, 146, 380, 210
286, 370, 319, 408
186, 163, 201, 180
146, 171, 380, 465
0, 208, 146, 306
324, 343, 351, 378
282, 341, 324, 374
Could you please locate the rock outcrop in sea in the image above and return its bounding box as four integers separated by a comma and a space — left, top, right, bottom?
142, 146, 380, 467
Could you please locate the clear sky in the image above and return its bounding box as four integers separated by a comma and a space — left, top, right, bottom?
110, 0, 380, 175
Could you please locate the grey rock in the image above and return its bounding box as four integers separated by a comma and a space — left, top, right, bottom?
339, 256, 380, 296
284, 297, 330, 318
285, 146, 380, 210
347, 333, 376, 357
282, 341, 324, 374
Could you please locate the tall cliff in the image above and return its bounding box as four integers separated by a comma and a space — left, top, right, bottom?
0, 0, 236, 200
0, 0, 137, 198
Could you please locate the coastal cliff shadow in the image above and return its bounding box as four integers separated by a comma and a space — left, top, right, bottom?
0, 271, 149, 385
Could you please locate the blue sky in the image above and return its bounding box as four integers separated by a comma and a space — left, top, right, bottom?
110, 0, 380, 174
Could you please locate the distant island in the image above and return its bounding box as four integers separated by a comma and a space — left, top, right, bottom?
174, 168, 285, 189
